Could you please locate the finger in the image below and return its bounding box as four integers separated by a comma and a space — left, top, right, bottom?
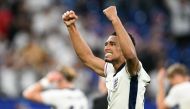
63, 11, 69, 19
62, 13, 68, 20
69, 14, 74, 18
69, 14, 78, 19
63, 14, 71, 20
69, 11, 77, 18
103, 9, 107, 13
66, 11, 70, 15
69, 19, 76, 23
69, 10, 74, 14
62, 14, 65, 20
63, 15, 68, 20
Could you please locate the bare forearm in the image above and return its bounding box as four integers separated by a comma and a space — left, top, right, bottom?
157, 82, 166, 109
23, 82, 43, 102
63, 11, 105, 76
67, 24, 94, 63
111, 17, 137, 59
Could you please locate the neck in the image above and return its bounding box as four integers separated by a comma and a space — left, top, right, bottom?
63, 82, 74, 89
112, 59, 125, 71
173, 78, 189, 86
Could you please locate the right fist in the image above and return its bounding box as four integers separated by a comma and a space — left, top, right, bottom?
62, 10, 78, 27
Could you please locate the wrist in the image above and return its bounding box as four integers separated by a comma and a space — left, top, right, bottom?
67, 23, 76, 28
67, 24, 77, 31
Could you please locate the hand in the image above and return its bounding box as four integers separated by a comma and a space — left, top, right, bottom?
62, 10, 78, 27
46, 71, 62, 83
103, 6, 118, 21
157, 68, 166, 84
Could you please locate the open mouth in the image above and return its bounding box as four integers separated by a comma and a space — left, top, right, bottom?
104, 53, 113, 62
105, 52, 113, 57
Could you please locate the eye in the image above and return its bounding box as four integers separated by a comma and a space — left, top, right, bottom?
110, 42, 116, 46
105, 42, 108, 46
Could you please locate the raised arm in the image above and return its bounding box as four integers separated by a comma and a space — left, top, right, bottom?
62, 11, 105, 77
22, 73, 54, 103
103, 6, 139, 75
23, 72, 65, 104
156, 68, 169, 109
23, 82, 43, 102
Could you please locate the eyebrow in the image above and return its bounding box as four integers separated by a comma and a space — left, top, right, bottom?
105, 41, 116, 44
105, 41, 116, 46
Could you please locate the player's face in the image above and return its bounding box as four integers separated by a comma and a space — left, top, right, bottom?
104, 35, 123, 62
49, 72, 64, 88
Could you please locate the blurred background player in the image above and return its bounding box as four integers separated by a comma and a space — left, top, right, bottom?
62, 6, 150, 109
23, 66, 88, 109
157, 63, 190, 109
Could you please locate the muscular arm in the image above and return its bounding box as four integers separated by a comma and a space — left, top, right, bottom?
62, 11, 105, 77
103, 6, 139, 75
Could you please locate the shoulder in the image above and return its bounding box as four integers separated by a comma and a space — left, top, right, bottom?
40, 89, 65, 104
43, 89, 63, 94
41, 89, 68, 98
74, 89, 86, 96
170, 82, 190, 93
125, 61, 150, 77
104, 62, 115, 76
136, 61, 151, 84
67, 89, 87, 99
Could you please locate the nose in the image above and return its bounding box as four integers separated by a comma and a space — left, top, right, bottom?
104, 45, 111, 53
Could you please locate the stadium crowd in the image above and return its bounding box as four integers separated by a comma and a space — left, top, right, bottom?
0, 0, 190, 109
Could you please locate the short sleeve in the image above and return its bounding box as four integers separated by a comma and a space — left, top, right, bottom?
164, 88, 178, 107
138, 62, 151, 86
104, 63, 115, 77
41, 90, 61, 105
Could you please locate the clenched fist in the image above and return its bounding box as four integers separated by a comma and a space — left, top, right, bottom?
62, 10, 78, 27
103, 6, 118, 21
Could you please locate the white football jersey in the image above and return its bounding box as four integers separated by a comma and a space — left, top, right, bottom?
104, 62, 150, 109
41, 88, 88, 109
165, 82, 190, 109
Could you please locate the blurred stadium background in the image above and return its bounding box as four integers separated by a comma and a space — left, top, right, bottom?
0, 0, 190, 109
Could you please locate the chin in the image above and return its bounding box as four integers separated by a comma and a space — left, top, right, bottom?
105, 58, 112, 63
